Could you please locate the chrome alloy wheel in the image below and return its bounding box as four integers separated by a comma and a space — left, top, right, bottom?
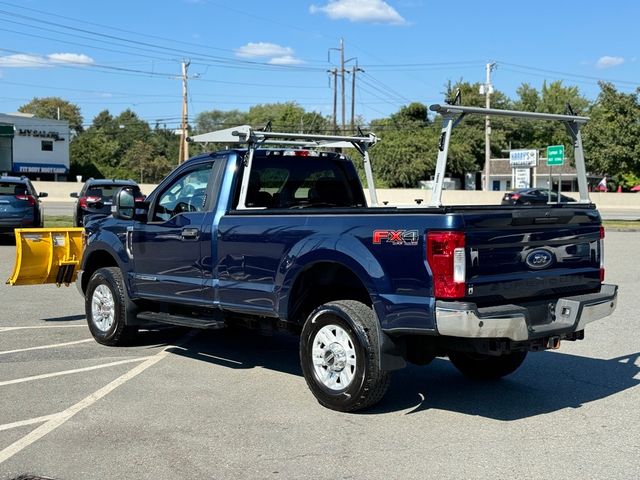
91, 284, 115, 332
311, 324, 357, 391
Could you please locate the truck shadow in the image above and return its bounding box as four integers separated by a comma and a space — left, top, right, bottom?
372, 352, 640, 419
41, 314, 87, 322
167, 329, 640, 420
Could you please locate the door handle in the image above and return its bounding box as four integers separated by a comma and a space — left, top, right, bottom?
181, 227, 200, 240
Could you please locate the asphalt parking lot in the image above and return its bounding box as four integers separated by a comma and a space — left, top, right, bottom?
0, 232, 639, 480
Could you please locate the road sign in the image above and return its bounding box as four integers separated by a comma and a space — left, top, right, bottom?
547, 145, 565, 166
509, 149, 537, 167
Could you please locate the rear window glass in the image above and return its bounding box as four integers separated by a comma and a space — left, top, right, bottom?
0, 182, 25, 195
86, 185, 138, 198
236, 154, 366, 209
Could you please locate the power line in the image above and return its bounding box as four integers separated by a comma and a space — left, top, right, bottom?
0, 8, 328, 73
0, 0, 239, 54
0, 47, 177, 78
499, 61, 639, 87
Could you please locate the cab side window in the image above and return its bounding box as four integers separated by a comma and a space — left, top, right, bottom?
153, 164, 213, 222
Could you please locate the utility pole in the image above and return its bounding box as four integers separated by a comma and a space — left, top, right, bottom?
481, 62, 497, 190
350, 64, 363, 133
328, 68, 338, 133
178, 59, 190, 164
340, 38, 346, 133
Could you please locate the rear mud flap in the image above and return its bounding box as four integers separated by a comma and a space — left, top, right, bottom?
6, 228, 85, 286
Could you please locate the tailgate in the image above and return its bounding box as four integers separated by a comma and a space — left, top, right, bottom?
462, 206, 602, 305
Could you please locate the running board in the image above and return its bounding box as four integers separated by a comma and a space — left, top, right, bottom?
137, 311, 225, 329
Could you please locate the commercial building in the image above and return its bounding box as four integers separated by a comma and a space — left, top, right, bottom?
0, 112, 70, 180
488, 154, 602, 192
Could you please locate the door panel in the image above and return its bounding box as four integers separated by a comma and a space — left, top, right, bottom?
131, 162, 215, 306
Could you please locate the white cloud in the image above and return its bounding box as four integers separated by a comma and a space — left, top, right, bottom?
595, 56, 625, 69
0, 52, 94, 68
235, 42, 303, 65
0, 54, 50, 68
268, 55, 304, 65
235, 42, 294, 59
310, 0, 406, 25
47, 53, 95, 65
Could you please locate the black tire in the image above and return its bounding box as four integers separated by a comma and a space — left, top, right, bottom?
85, 267, 138, 346
300, 300, 391, 412
448, 350, 527, 380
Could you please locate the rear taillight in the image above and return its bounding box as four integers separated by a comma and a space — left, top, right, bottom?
79, 195, 101, 209
15, 194, 36, 207
599, 226, 605, 282
427, 231, 466, 299
511, 193, 520, 200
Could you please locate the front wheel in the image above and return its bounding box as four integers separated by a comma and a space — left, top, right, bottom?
448, 350, 527, 380
300, 300, 390, 412
85, 267, 138, 346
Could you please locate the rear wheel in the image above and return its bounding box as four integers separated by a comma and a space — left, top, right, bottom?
86, 267, 138, 346
300, 300, 390, 412
448, 350, 527, 380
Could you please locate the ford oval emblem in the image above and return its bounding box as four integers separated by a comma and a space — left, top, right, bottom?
526, 249, 554, 270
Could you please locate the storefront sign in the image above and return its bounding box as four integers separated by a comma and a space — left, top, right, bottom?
13, 162, 68, 174
17, 129, 63, 141
509, 149, 538, 167
514, 168, 531, 189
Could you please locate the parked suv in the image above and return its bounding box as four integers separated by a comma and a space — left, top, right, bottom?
71, 178, 143, 227
0, 176, 47, 235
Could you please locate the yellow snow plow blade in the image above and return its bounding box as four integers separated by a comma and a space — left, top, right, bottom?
7, 228, 85, 286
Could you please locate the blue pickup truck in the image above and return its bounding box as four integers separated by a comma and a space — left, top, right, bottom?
77, 109, 618, 412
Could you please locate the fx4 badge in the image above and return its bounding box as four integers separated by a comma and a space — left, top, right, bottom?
373, 229, 419, 246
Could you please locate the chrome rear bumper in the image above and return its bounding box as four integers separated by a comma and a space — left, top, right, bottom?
435, 284, 618, 341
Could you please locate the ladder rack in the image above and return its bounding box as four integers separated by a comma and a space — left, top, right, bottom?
189, 126, 379, 208
428, 104, 591, 207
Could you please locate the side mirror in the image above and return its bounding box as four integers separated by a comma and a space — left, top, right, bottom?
38, 192, 48, 198
114, 187, 135, 220
70, 192, 79, 198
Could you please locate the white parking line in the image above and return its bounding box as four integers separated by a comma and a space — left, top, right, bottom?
0, 356, 154, 387
0, 339, 93, 356
0, 325, 85, 333
0, 414, 58, 432
0, 330, 198, 465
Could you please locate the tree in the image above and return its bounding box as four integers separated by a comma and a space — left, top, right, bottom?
18, 97, 84, 132
195, 109, 248, 133
69, 129, 118, 179
582, 82, 640, 182
123, 140, 173, 183
92, 110, 114, 130
371, 126, 438, 188
390, 102, 429, 126
509, 81, 589, 154
246, 102, 330, 133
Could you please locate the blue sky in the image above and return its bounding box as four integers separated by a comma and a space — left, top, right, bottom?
0, 0, 638, 130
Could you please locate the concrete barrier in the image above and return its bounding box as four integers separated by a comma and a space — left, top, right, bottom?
31, 180, 640, 212
33, 181, 158, 202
